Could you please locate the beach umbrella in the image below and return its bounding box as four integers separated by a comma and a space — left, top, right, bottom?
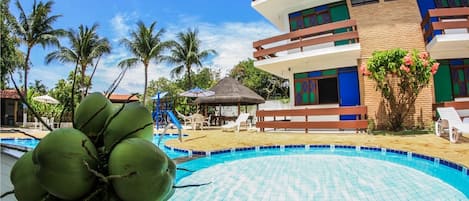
33, 95, 60, 104
179, 87, 214, 97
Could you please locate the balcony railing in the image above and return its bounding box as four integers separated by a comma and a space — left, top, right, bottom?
253, 19, 359, 60
256, 106, 368, 133
421, 7, 469, 44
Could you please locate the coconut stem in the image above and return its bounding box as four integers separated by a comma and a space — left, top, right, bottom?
83, 160, 108, 183
176, 167, 195, 172
0, 190, 14, 198
83, 187, 104, 201
82, 140, 99, 161
94, 94, 139, 145
78, 103, 108, 133
107, 171, 137, 180
173, 182, 212, 188
8, 129, 40, 140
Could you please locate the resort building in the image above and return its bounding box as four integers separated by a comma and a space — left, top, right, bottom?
251, 0, 469, 130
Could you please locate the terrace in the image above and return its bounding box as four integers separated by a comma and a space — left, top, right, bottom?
252, 19, 360, 78
421, 7, 469, 59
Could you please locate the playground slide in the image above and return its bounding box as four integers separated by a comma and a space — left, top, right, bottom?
157, 111, 183, 145
166, 111, 182, 130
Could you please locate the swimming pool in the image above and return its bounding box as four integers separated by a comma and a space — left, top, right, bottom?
0, 134, 187, 159
172, 145, 469, 201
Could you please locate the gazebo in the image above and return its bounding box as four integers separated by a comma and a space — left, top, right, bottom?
194, 77, 265, 125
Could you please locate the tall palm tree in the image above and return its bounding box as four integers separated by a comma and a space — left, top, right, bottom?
118, 21, 170, 104
167, 28, 217, 89
11, 0, 65, 97
46, 24, 111, 98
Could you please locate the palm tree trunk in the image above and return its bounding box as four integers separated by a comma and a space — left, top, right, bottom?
143, 64, 148, 105
24, 47, 32, 97
71, 62, 79, 124
80, 65, 86, 99
187, 64, 192, 88
86, 56, 101, 96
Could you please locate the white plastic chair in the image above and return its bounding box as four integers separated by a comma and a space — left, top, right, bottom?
435, 107, 469, 143
222, 113, 250, 132
176, 110, 192, 126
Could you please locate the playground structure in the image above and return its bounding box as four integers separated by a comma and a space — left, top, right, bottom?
151, 92, 183, 143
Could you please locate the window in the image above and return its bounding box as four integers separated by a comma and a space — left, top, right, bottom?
288, 1, 349, 32
318, 78, 338, 104
294, 69, 339, 106
351, 0, 379, 6
434, 0, 469, 8
289, 9, 331, 32
451, 65, 469, 98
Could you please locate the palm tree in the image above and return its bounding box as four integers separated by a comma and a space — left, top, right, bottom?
167, 28, 216, 89
118, 21, 170, 104
11, 0, 65, 97
46, 24, 111, 98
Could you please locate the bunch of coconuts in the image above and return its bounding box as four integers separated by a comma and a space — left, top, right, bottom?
9, 92, 176, 201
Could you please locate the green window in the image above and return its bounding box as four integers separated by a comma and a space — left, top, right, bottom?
351, 0, 379, 6
450, 65, 469, 98
435, 0, 469, 7
294, 70, 338, 106
288, 1, 348, 32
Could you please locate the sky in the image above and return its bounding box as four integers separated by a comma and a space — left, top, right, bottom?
9, 0, 280, 94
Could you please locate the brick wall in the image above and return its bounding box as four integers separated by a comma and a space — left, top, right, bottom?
348, 0, 434, 128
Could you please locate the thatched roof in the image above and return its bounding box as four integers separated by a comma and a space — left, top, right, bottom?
195, 77, 265, 105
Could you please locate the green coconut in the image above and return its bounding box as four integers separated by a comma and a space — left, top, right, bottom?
103, 102, 153, 153
10, 151, 48, 201
32, 128, 98, 200
108, 138, 175, 201
74, 92, 113, 140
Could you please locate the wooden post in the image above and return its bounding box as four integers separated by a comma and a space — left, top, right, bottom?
14, 100, 18, 125
305, 115, 308, 133
237, 103, 240, 116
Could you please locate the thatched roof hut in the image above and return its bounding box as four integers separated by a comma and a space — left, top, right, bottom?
194, 77, 265, 118
195, 77, 265, 105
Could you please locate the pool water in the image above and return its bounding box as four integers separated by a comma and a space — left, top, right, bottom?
173, 147, 469, 201
0, 135, 186, 159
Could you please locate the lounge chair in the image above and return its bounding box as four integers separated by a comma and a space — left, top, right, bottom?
222, 113, 250, 132
435, 107, 469, 143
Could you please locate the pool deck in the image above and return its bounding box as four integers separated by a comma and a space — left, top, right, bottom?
2, 127, 469, 167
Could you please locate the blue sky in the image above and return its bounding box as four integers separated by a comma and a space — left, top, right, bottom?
10, 0, 279, 94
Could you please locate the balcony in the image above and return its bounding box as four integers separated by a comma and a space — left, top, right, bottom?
421, 7, 469, 59
252, 20, 360, 78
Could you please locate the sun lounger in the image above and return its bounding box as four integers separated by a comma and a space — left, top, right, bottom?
435, 107, 469, 143
222, 113, 250, 132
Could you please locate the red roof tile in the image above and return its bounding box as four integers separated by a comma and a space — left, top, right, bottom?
0, 89, 22, 99
107, 94, 139, 103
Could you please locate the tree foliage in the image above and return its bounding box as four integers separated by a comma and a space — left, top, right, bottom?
46, 24, 111, 98
166, 28, 216, 89
10, 0, 65, 97
0, 0, 23, 89
363, 48, 439, 131
27, 80, 63, 120
229, 59, 288, 100
118, 21, 170, 105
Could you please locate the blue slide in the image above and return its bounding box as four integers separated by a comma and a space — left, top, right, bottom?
166, 111, 182, 130
157, 111, 183, 145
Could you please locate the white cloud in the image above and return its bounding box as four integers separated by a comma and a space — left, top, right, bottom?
110, 13, 132, 42
27, 14, 280, 95
166, 20, 280, 77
